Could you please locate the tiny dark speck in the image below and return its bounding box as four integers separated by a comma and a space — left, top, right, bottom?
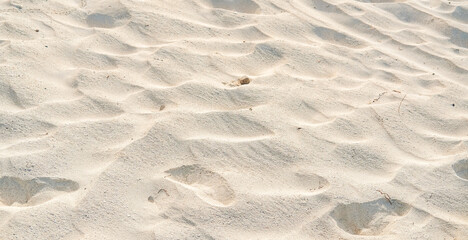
452, 104, 455, 107
35, 29, 39, 32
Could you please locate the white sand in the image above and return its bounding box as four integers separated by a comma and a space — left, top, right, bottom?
0, 0, 467, 239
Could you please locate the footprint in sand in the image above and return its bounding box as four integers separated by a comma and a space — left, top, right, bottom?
453, 158, 467, 180
0, 176, 79, 206
165, 165, 235, 207
330, 198, 411, 236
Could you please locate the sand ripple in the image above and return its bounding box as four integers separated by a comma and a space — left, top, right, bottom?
0, 0, 467, 239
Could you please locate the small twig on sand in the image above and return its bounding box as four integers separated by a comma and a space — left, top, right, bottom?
158, 188, 170, 196
398, 94, 407, 115
377, 190, 392, 205
370, 91, 387, 104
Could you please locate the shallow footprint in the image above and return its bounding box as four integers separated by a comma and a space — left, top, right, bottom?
0, 176, 79, 206
165, 165, 235, 207
453, 158, 467, 180
330, 198, 411, 236
247, 171, 329, 195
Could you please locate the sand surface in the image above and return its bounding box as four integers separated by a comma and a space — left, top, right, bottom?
0, 0, 467, 239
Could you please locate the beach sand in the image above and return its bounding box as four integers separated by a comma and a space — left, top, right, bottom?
0, 0, 467, 239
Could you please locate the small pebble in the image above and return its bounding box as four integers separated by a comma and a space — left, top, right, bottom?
238, 76, 250, 85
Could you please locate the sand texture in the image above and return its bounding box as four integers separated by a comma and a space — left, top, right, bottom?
0, 0, 467, 239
